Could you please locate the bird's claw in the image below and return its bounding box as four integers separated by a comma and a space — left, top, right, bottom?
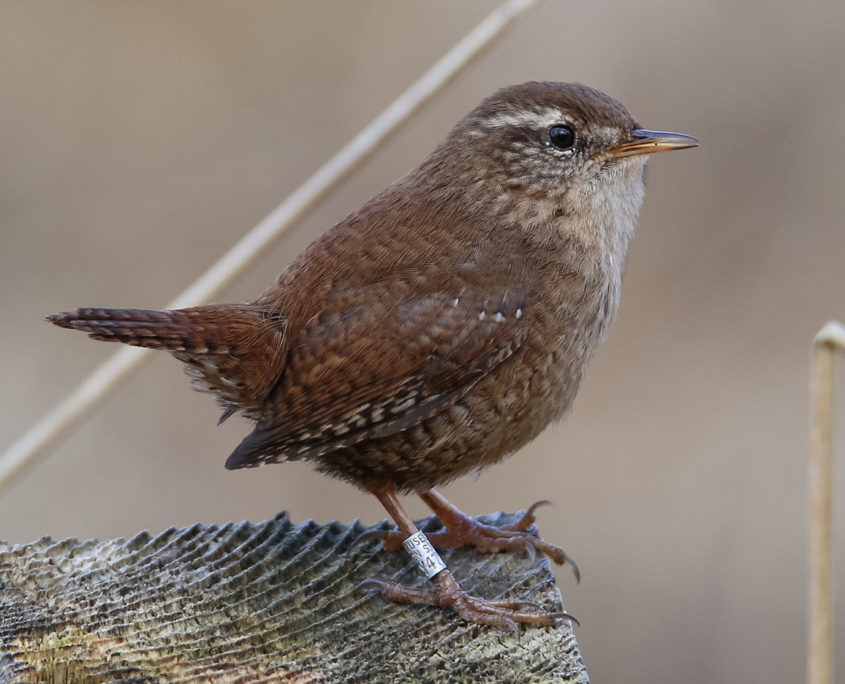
350, 528, 396, 551
502, 499, 555, 531
415, 493, 580, 581
358, 574, 578, 631
354, 577, 390, 594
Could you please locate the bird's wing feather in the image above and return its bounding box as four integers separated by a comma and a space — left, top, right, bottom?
225, 284, 532, 469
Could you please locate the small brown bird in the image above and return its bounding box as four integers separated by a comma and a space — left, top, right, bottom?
49, 82, 696, 629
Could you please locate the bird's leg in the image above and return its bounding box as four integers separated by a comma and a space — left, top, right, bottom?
359, 484, 575, 630
355, 488, 579, 581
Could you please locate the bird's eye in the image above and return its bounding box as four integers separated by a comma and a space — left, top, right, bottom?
548, 124, 575, 151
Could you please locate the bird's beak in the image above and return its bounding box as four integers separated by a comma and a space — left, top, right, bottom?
606, 129, 698, 159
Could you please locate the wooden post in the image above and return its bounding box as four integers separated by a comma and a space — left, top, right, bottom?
0, 512, 587, 682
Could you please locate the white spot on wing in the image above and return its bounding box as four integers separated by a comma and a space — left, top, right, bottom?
392, 397, 417, 414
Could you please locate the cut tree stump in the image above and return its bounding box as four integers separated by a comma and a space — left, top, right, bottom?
0, 512, 588, 682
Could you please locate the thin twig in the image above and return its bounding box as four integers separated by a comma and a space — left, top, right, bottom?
0, 0, 541, 496
808, 320, 845, 684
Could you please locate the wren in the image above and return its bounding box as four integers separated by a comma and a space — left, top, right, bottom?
49, 82, 697, 630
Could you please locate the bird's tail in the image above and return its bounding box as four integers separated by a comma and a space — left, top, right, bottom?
47, 305, 287, 420
48, 307, 234, 352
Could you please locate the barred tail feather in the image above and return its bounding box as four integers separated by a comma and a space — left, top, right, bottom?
47, 305, 287, 419
48, 308, 222, 351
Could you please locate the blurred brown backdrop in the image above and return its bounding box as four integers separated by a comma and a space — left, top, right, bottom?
2, 2, 844, 682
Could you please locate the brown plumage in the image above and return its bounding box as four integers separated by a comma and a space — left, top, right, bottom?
49, 82, 696, 629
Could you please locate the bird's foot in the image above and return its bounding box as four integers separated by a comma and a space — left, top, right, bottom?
357, 570, 577, 633
354, 491, 579, 581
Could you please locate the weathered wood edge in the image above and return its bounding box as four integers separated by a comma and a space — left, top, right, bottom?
0, 512, 588, 683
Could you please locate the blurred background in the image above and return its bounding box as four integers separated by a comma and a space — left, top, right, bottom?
1, 1, 844, 681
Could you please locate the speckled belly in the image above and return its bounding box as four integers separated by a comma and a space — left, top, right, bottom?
313, 337, 590, 493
